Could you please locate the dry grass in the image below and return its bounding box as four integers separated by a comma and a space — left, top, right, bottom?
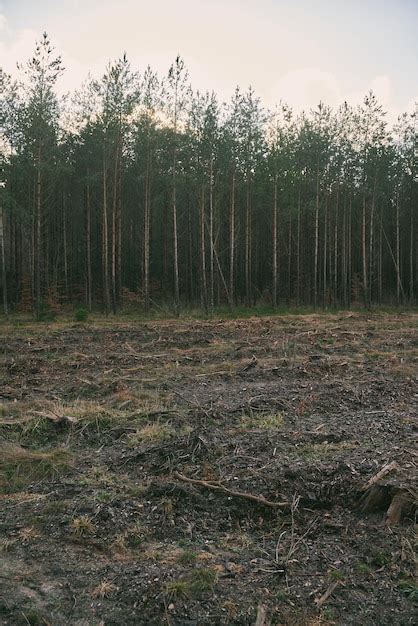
0, 538, 16, 552
70, 515, 96, 537
110, 534, 127, 554
110, 521, 147, 556
91, 580, 118, 599
126, 421, 175, 446
18, 526, 41, 542
295, 440, 356, 460
0, 388, 174, 437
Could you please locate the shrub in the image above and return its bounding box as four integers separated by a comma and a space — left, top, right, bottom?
36, 301, 56, 322
75, 307, 89, 322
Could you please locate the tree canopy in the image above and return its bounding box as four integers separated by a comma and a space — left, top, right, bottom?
0, 34, 416, 316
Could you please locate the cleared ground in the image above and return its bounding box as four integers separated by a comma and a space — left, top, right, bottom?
0, 311, 417, 625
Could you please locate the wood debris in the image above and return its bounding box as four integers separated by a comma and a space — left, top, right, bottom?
173, 471, 289, 509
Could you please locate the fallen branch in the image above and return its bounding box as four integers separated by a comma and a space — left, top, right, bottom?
195, 370, 231, 378
362, 460, 399, 491
315, 580, 341, 608
173, 471, 289, 509
32, 411, 78, 427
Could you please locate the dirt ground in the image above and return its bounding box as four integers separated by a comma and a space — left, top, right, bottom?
0, 311, 417, 625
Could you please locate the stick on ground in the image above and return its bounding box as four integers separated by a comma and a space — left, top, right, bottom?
315, 580, 341, 608
173, 471, 289, 509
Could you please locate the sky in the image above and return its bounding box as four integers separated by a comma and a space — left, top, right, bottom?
0, 0, 417, 122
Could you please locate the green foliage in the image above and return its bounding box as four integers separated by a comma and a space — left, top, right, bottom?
36, 301, 56, 322
165, 567, 218, 600
176, 549, 198, 565
398, 580, 418, 602
1, 32, 416, 316
355, 562, 372, 576
74, 307, 89, 322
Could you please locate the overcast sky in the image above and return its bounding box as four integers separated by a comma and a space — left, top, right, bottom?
1, 0, 417, 122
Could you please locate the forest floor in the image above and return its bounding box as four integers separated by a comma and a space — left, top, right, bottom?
0, 311, 417, 625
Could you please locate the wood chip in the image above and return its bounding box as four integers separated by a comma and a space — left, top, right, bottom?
254, 603, 270, 626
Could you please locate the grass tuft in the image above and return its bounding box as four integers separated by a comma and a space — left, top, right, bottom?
127, 422, 174, 445
165, 567, 218, 600
70, 515, 96, 537
242, 411, 284, 430
91, 580, 117, 599
0, 442, 73, 492
176, 549, 198, 565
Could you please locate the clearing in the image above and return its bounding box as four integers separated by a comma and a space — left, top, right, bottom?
0, 311, 417, 625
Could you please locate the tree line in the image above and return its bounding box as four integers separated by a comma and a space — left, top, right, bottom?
0, 33, 416, 318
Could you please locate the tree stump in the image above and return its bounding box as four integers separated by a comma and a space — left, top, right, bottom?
358, 483, 416, 526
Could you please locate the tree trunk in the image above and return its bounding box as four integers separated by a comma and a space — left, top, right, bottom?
272, 174, 278, 308
172, 179, 179, 315
348, 195, 352, 308
314, 168, 320, 308
342, 191, 346, 306
288, 217, 292, 305
31, 182, 35, 310
85, 182, 92, 311
396, 190, 401, 306
209, 156, 215, 315
245, 175, 251, 307
117, 157, 122, 307
172, 86, 180, 316
362, 190, 368, 308
35, 144, 42, 318
368, 175, 377, 308
0, 200, 7, 315
296, 184, 301, 307
187, 203, 193, 304
200, 187, 208, 313
102, 151, 110, 315
144, 156, 151, 312
111, 142, 119, 314
323, 194, 328, 307
409, 206, 414, 302
229, 170, 235, 306
334, 187, 339, 306
163, 201, 168, 293
63, 195, 69, 302
378, 216, 383, 304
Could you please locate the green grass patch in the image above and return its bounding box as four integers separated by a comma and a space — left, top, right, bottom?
242, 411, 284, 430
398, 580, 418, 602
176, 549, 198, 565
165, 567, 218, 600
0, 443, 73, 493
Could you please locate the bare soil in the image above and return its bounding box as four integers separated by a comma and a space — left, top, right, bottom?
0, 311, 417, 625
